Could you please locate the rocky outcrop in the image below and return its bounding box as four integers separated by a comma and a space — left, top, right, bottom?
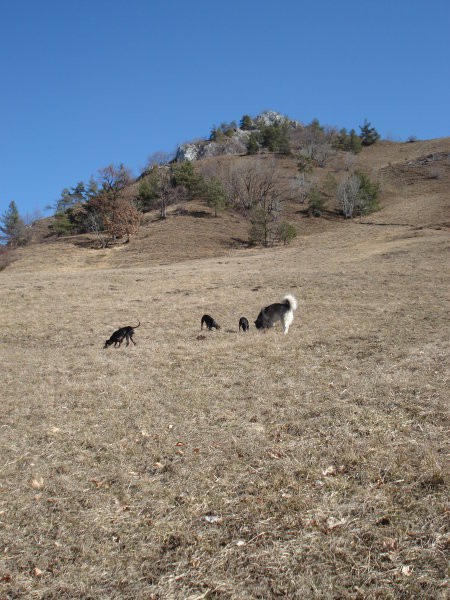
254, 110, 301, 129
175, 111, 302, 162
175, 133, 250, 162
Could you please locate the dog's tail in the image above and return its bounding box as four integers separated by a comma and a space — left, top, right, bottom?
133, 320, 141, 328
282, 294, 298, 312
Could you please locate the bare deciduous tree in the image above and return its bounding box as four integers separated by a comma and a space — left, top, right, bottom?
96, 164, 133, 199
291, 173, 315, 205
337, 174, 362, 218
83, 206, 108, 248
146, 151, 174, 168
218, 158, 289, 245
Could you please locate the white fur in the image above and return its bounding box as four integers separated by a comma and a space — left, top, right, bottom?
281, 294, 297, 334
283, 294, 298, 312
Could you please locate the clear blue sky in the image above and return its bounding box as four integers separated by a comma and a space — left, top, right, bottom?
1, 0, 449, 218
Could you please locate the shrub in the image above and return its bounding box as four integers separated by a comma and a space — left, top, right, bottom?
210, 121, 238, 141
307, 185, 328, 217
0, 246, 14, 270
355, 171, 381, 213
259, 122, 291, 155
297, 154, 314, 174
277, 221, 297, 245
333, 128, 362, 153
50, 210, 76, 236
337, 171, 380, 218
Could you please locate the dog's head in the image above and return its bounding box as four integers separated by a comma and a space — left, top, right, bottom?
104, 339, 113, 349
254, 310, 265, 330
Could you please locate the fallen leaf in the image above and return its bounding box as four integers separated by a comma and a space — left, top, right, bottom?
203, 515, 222, 524
401, 565, 413, 576
322, 466, 337, 476
382, 538, 398, 550
33, 567, 44, 577
326, 516, 347, 530
31, 477, 44, 489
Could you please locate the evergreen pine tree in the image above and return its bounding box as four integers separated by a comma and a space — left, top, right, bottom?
240, 115, 254, 130
247, 132, 260, 155
170, 162, 204, 199
0, 201, 25, 246
359, 119, 380, 146
349, 129, 362, 153
203, 178, 226, 217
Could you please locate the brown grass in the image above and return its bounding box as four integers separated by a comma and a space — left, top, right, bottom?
1, 139, 449, 599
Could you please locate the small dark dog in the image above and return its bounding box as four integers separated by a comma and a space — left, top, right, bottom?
201, 314, 220, 331
239, 317, 249, 332
254, 294, 298, 335
104, 320, 140, 348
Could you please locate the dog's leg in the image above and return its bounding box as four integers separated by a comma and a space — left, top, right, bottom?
130, 334, 136, 345
282, 312, 293, 334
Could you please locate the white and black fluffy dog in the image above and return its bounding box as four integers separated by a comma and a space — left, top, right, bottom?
254, 294, 298, 335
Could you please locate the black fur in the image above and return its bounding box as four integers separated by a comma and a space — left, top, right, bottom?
254, 295, 297, 335
104, 320, 140, 348
201, 314, 220, 331
239, 317, 249, 332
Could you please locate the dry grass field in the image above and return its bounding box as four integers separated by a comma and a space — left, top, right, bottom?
1, 139, 449, 599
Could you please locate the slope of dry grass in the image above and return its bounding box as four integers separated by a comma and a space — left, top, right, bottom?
1, 139, 449, 598
1, 219, 449, 599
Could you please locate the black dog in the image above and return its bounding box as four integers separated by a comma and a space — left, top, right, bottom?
239, 317, 249, 332
201, 314, 220, 331
104, 320, 140, 348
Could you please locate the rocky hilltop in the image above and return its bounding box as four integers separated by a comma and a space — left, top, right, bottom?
175, 111, 301, 162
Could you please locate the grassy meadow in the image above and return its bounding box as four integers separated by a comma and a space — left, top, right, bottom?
1, 139, 449, 598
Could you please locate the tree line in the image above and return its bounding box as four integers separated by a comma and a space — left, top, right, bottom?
1, 116, 381, 252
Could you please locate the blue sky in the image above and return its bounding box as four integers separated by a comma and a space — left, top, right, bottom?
1, 0, 449, 218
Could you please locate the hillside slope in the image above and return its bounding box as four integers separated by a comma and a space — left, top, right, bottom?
8, 137, 449, 274
1, 198, 448, 597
